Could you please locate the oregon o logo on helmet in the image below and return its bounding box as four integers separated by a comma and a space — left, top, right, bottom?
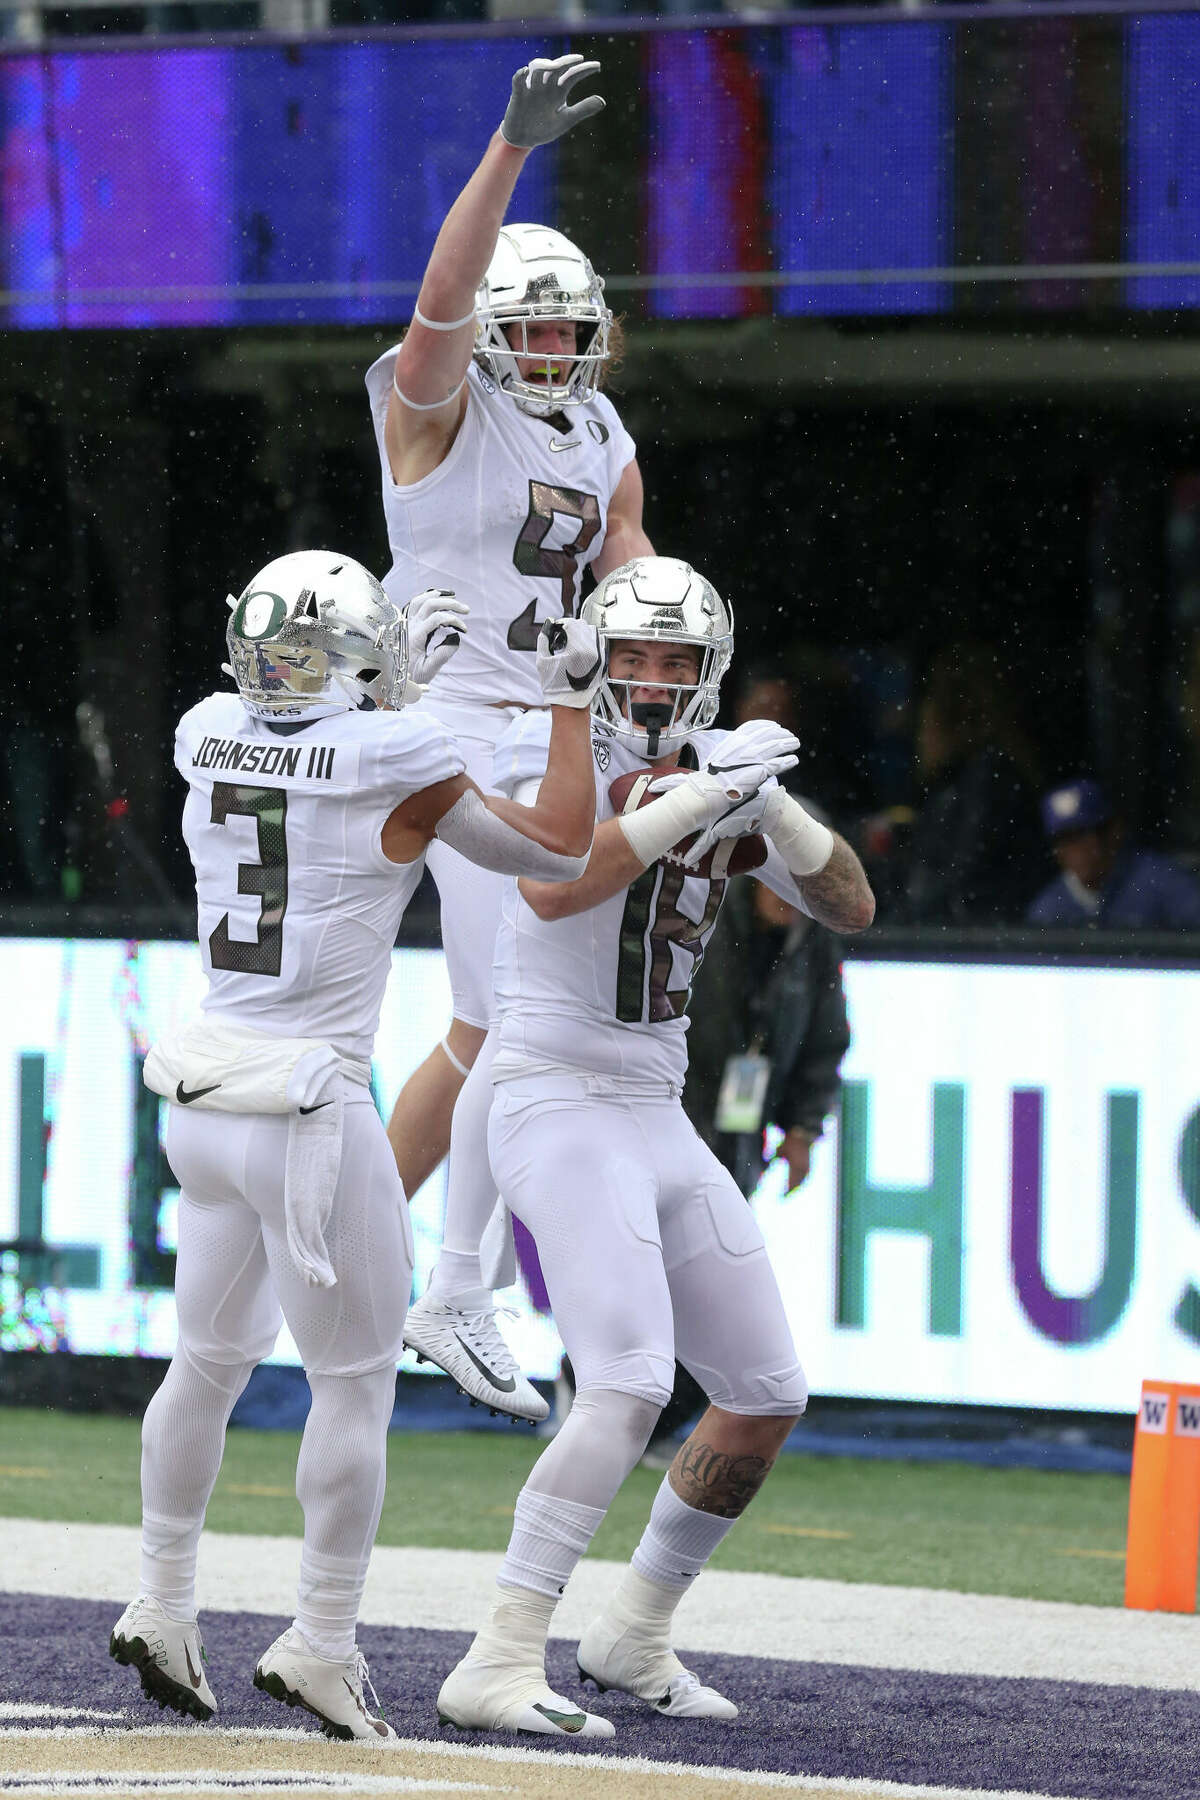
233, 590, 287, 640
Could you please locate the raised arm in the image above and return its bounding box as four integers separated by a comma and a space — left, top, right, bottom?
593, 460, 654, 577
382, 619, 602, 876
386, 55, 605, 486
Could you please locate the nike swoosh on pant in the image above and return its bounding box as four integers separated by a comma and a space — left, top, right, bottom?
176, 1081, 222, 1105
298, 1100, 333, 1114
452, 1334, 517, 1393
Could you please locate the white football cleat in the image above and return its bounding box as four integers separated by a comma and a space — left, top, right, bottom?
109, 1594, 217, 1722
437, 1654, 614, 1738
577, 1613, 738, 1720
253, 1627, 397, 1742
403, 1292, 549, 1425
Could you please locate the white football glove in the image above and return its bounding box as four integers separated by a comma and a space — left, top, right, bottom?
406, 588, 468, 686
536, 617, 604, 708
500, 54, 605, 149
704, 719, 801, 788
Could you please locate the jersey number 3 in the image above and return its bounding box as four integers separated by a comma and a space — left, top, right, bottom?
208, 782, 289, 978
508, 480, 601, 650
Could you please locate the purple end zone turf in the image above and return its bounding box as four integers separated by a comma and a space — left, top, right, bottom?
2, 1593, 1198, 1799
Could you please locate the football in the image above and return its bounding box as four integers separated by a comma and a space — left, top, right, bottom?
609, 770, 769, 879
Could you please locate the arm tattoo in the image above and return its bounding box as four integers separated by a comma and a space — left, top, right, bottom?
799, 835, 873, 933
672, 1439, 773, 1519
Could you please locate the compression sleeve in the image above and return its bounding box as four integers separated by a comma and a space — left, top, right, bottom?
434, 787, 589, 881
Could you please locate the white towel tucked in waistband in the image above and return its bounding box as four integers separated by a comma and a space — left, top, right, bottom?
143, 1017, 371, 1291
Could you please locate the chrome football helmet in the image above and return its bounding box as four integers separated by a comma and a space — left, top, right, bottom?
581, 557, 734, 758
224, 551, 409, 722
475, 223, 611, 415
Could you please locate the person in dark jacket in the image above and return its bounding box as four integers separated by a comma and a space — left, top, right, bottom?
901, 642, 1050, 924
684, 877, 850, 1197
1028, 779, 1200, 929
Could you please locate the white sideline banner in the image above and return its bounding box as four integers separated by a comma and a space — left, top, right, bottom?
1, 941, 1198, 1414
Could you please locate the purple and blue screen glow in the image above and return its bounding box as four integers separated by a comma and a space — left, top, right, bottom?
1, 20, 1197, 328
0, 39, 556, 328
1125, 12, 1200, 311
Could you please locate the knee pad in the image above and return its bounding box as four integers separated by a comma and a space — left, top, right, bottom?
696, 1355, 809, 1419
572, 1385, 665, 1449
179, 1344, 259, 1401
576, 1350, 675, 1413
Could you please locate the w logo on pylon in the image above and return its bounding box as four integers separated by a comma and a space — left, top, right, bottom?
1176, 1398, 1200, 1438
1127, 1378, 1200, 1614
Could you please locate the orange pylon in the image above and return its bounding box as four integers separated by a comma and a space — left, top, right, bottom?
1125, 1379, 1200, 1613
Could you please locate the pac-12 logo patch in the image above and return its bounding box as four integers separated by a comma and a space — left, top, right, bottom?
593, 739, 611, 772
478, 369, 496, 394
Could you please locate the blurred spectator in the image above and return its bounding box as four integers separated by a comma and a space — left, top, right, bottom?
1028, 779, 1200, 929
734, 656, 873, 820
898, 640, 1050, 924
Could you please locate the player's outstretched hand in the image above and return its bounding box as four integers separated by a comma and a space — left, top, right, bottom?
407, 588, 469, 686
537, 617, 604, 708
501, 54, 605, 150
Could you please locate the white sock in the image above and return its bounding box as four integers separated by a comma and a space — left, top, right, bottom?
498, 1489, 605, 1599
469, 1582, 559, 1669
430, 1030, 498, 1302
427, 1251, 486, 1304
139, 1512, 201, 1621
294, 1546, 363, 1662
630, 1478, 737, 1594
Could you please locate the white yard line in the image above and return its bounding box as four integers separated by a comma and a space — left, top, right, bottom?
0, 1731, 1066, 1800
3, 1518, 1197, 1694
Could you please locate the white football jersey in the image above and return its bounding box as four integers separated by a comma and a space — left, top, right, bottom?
365, 355, 636, 708
491, 715, 773, 1089
176, 692, 464, 1061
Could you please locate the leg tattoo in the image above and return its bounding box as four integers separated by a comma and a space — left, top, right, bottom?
671, 1440, 772, 1519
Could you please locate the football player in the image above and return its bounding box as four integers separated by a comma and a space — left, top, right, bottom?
364, 53, 654, 1425
435, 557, 874, 1737
108, 552, 602, 1740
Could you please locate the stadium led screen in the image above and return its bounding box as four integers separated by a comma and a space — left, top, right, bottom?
0, 13, 1197, 327
3, 938, 1198, 1416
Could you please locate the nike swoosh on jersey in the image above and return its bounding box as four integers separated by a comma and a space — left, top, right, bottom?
176, 1081, 222, 1105
298, 1100, 333, 1114
184, 1644, 203, 1689
452, 1333, 517, 1393
548, 437, 581, 453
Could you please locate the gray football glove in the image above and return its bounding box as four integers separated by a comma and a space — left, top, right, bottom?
500, 54, 605, 150
536, 617, 604, 708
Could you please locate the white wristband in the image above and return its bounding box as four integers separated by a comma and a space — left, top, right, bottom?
413, 303, 477, 332
762, 789, 835, 878
617, 786, 710, 867
392, 370, 467, 412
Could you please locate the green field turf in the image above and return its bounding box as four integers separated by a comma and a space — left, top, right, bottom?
0, 1406, 1133, 1608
